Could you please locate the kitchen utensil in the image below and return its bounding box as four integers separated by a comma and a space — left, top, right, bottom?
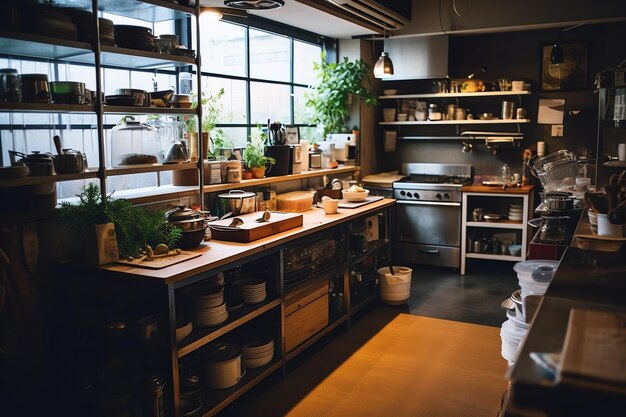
10, 150, 55, 176
0, 68, 21, 102
255, 211, 271, 223
204, 342, 245, 389
164, 140, 189, 164
20, 73, 50, 103
228, 218, 243, 228
217, 190, 257, 217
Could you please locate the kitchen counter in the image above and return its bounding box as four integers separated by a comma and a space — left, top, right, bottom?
461, 184, 534, 194
503, 214, 626, 416
89, 198, 395, 285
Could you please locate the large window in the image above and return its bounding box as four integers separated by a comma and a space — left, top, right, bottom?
193, 16, 324, 148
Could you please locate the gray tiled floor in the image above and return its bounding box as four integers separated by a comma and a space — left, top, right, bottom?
217, 261, 519, 416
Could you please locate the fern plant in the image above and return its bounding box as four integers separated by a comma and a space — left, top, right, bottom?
59, 184, 182, 258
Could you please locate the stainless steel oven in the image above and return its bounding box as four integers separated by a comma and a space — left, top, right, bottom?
393, 163, 472, 269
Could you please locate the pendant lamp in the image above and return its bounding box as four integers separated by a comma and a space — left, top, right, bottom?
374, 30, 394, 78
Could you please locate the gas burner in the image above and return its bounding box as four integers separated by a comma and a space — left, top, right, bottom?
397, 175, 472, 185
224, 0, 284, 10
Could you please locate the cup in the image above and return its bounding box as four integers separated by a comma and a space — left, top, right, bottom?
415, 109, 427, 121
498, 79, 511, 91
618, 143, 626, 161
502, 101, 515, 120
397, 113, 408, 121
454, 107, 466, 120
511, 81, 525, 91
322, 198, 339, 214
516, 107, 526, 119
597, 213, 624, 237
383, 108, 396, 122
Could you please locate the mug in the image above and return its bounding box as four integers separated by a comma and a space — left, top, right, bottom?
511, 81, 525, 91
454, 107, 466, 120
322, 198, 339, 214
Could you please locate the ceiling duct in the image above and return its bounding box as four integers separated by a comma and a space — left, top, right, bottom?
325, 0, 411, 30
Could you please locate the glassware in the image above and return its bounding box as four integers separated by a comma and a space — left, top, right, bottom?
501, 163, 511, 184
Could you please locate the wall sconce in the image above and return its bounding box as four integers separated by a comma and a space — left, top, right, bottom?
374, 29, 394, 78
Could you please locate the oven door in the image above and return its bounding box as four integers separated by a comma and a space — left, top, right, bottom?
394, 200, 462, 268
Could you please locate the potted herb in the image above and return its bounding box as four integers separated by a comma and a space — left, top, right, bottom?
243, 143, 275, 179
305, 53, 378, 140
183, 88, 228, 160
59, 184, 182, 263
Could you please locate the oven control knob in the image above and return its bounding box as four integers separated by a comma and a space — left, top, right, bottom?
443, 193, 450, 199
406, 192, 413, 198
436, 193, 442, 200
400, 191, 406, 196
413, 193, 419, 199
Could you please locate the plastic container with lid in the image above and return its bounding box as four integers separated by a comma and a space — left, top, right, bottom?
276, 191, 315, 212
513, 260, 560, 300
110, 116, 161, 167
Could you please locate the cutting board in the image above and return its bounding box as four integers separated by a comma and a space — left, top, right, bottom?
209, 211, 303, 243
117, 250, 201, 269
337, 195, 384, 209
558, 308, 626, 393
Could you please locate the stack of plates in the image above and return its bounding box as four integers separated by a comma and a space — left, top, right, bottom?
114, 25, 155, 52
193, 285, 228, 327
176, 321, 193, 342
236, 279, 267, 304
588, 210, 598, 233
508, 204, 523, 221
500, 317, 527, 363
242, 339, 274, 368
34, 8, 78, 41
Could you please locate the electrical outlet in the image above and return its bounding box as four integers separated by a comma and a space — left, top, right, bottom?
551, 125, 564, 137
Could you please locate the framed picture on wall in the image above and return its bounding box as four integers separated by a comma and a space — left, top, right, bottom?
541, 41, 588, 91
285, 126, 300, 144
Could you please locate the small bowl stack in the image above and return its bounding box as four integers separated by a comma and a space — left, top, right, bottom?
236, 279, 267, 304
193, 285, 228, 327
242, 339, 274, 368
176, 320, 193, 342
508, 204, 523, 222
588, 210, 598, 234
114, 25, 155, 52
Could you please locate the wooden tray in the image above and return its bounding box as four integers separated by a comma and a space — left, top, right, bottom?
117, 250, 202, 269
337, 195, 384, 209
208, 211, 303, 243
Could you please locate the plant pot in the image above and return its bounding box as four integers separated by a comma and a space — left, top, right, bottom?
242, 170, 253, 180
250, 166, 265, 179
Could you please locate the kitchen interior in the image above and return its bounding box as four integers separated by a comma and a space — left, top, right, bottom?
1, 0, 626, 416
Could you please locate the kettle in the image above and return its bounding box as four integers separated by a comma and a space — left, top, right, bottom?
9, 150, 55, 176
164, 140, 189, 164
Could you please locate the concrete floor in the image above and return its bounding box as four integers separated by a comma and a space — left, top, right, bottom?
215, 260, 519, 416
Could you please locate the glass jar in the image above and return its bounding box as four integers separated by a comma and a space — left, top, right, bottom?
110, 116, 161, 167
500, 163, 511, 183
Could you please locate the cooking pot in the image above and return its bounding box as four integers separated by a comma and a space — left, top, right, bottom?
204, 342, 245, 389
165, 205, 202, 223
217, 190, 256, 217
50, 81, 86, 104
115, 88, 150, 107
20, 73, 51, 103
9, 150, 55, 176
53, 149, 87, 174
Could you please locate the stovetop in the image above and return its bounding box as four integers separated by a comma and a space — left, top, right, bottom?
396, 174, 473, 185
393, 163, 473, 190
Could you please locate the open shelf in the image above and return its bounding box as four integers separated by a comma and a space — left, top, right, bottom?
379, 91, 532, 99
0, 30, 93, 62
106, 162, 198, 176
103, 105, 196, 115
98, 0, 195, 22
466, 220, 525, 229
0, 102, 95, 113
0, 170, 99, 189
380, 119, 530, 126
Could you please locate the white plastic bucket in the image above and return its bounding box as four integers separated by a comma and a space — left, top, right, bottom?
378, 266, 412, 305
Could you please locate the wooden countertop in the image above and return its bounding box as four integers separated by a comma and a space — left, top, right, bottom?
461, 184, 534, 194
87, 198, 395, 285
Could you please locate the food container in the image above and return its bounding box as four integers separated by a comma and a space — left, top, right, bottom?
342, 188, 369, 202
276, 191, 315, 212
0, 68, 21, 102
50, 81, 86, 104
20, 73, 50, 103
115, 88, 150, 107
110, 116, 161, 167
513, 260, 560, 302
204, 342, 245, 389
217, 190, 256, 217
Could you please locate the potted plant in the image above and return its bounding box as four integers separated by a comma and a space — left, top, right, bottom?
59, 184, 182, 263
243, 143, 275, 179
305, 52, 378, 140
183, 87, 227, 160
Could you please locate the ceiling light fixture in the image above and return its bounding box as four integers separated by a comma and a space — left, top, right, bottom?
549, 23, 584, 65
374, 29, 394, 78
223, 0, 284, 10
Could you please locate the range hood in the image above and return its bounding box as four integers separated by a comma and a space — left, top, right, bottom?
382, 35, 449, 81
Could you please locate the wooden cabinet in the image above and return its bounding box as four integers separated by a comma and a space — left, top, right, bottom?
460, 185, 534, 275
285, 280, 329, 352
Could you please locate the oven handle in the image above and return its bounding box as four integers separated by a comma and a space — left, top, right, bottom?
396, 200, 461, 207
419, 249, 440, 255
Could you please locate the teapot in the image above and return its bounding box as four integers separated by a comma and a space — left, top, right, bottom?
9, 150, 55, 176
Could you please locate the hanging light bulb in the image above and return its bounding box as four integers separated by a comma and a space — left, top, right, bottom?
374, 29, 394, 78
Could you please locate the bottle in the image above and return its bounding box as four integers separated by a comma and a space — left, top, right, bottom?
500, 163, 511, 184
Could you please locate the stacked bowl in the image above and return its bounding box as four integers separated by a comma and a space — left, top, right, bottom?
588, 210, 598, 234
236, 279, 267, 304
242, 339, 274, 368
176, 318, 193, 342
500, 310, 528, 364
114, 25, 155, 51
193, 285, 228, 327
508, 204, 523, 222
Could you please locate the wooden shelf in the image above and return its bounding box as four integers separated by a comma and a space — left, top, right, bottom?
466, 220, 525, 229
379, 91, 531, 99
103, 105, 196, 115
0, 30, 92, 62
465, 253, 523, 261
380, 119, 530, 126
0, 170, 99, 189
106, 162, 198, 176
0, 102, 95, 113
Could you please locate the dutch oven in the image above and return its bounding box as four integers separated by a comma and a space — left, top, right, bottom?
217, 190, 256, 217
165, 205, 207, 249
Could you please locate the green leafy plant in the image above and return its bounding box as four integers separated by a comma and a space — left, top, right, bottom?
182, 88, 230, 159
305, 52, 378, 139
243, 143, 275, 169
59, 184, 182, 258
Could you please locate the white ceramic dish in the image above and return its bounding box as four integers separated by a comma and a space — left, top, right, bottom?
483, 213, 501, 221
342, 189, 369, 202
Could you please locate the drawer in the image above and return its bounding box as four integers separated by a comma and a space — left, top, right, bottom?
285, 293, 329, 352
285, 280, 329, 316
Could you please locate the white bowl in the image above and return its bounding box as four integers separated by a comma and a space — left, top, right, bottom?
383, 89, 399, 96
342, 189, 369, 202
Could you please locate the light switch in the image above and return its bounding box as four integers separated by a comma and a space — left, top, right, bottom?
551, 125, 564, 137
